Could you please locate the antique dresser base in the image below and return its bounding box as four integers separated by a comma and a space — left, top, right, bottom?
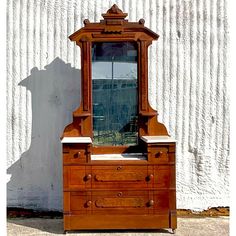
62, 137, 176, 232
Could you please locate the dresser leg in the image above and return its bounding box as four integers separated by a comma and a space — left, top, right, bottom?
171, 228, 176, 234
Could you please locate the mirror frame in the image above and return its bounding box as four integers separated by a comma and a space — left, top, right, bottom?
62, 4, 168, 151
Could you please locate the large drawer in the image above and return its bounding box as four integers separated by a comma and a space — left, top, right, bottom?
91, 165, 152, 189
66, 190, 170, 215
64, 165, 172, 190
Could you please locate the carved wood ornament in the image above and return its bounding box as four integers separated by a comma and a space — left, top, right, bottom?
62, 4, 168, 141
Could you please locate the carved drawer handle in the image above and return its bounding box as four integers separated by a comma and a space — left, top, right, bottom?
146, 174, 154, 181
117, 166, 123, 170
148, 200, 154, 207
86, 200, 92, 207
94, 173, 143, 182
74, 151, 81, 158
85, 174, 92, 181
155, 151, 163, 158
95, 198, 145, 208
117, 192, 123, 197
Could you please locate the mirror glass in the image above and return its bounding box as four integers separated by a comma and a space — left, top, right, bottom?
92, 42, 138, 146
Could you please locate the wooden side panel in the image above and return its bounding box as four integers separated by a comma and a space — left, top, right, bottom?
169, 210, 177, 230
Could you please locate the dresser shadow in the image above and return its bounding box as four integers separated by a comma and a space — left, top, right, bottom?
7, 57, 81, 213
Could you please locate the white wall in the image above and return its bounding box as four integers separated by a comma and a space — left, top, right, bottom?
7, 0, 229, 211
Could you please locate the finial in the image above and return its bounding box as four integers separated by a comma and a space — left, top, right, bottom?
106, 4, 123, 14
102, 4, 127, 20
139, 19, 145, 25
83, 19, 90, 25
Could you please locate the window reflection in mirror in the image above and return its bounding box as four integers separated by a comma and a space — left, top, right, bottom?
92, 42, 138, 146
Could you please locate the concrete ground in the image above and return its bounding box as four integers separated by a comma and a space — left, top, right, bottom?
7, 217, 229, 236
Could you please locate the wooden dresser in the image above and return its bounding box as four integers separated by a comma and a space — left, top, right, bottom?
61, 4, 177, 233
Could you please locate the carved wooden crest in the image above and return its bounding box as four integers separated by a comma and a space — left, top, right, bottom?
69, 4, 158, 44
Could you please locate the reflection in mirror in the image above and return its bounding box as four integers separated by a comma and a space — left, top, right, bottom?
92, 42, 138, 146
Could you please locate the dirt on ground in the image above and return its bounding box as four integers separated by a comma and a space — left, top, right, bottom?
177, 207, 229, 217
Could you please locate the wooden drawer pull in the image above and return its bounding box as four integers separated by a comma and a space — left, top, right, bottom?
117, 192, 123, 197
156, 151, 163, 158
85, 174, 92, 181
146, 174, 154, 181
148, 200, 154, 207
86, 200, 92, 207
74, 151, 81, 158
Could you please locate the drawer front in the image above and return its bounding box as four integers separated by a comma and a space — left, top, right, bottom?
153, 190, 170, 214
91, 165, 152, 189
154, 166, 171, 188
69, 191, 154, 215
64, 166, 150, 190
64, 165, 172, 190
68, 190, 170, 215
63, 144, 89, 164
63, 166, 91, 190
148, 145, 169, 163
69, 191, 91, 214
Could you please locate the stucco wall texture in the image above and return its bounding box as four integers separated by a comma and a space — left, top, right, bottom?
7, 0, 229, 211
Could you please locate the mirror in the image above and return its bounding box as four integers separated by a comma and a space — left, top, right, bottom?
92, 42, 138, 146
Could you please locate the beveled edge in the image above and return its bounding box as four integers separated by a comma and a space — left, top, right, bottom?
141, 136, 176, 143
61, 137, 92, 143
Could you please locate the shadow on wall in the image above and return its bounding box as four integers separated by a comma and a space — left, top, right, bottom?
7, 57, 81, 210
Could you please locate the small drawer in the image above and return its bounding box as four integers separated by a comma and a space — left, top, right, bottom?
148, 145, 169, 163
63, 145, 88, 164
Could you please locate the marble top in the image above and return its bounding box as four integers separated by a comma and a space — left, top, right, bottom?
61, 136, 176, 144
141, 136, 176, 143
61, 137, 92, 143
